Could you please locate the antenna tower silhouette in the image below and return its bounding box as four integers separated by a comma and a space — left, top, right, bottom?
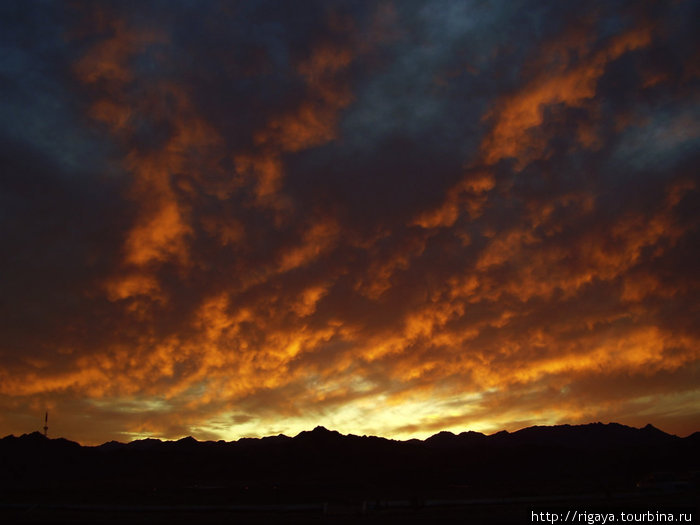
43, 411, 48, 438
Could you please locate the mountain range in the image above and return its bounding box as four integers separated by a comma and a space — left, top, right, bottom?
2, 422, 697, 494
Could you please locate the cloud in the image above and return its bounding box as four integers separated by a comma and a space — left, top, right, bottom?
0, 0, 698, 444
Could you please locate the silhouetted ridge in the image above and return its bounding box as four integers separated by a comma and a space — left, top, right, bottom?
505, 422, 676, 448
295, 425, 340, 439
425, 430, 488, 449
1, 422, 687, 450
686, 431, 700, 443
641, 423, 671, 438
126, 438, 163, 450
20, 431, 48, 442
426, 430, 455, 441
97, 440, 124, 450
8, 432, 81, 450
1, 422, 696, 506
171, 436, 199, 449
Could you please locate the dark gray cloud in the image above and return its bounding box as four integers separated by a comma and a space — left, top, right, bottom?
0, 0, 698, 444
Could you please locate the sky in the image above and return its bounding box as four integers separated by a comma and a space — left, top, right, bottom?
0, 0, 698, 445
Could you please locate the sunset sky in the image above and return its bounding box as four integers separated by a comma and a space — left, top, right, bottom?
1, 0, 698, 445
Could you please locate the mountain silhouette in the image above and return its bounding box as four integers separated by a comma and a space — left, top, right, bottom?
1, 423, 696, 523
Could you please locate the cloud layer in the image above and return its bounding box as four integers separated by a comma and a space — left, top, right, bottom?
1, 0, 698, 444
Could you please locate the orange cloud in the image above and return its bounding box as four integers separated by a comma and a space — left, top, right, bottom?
481, 25, 652, 168
75, 15, 225, 310
2, 4, 697, 446
234, 42, 356, 212
278, 218, 341, 273
414, 171, 495, 229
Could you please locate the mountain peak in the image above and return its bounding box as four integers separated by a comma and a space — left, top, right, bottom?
294, 426, 342, 440
20, 431, 48, 440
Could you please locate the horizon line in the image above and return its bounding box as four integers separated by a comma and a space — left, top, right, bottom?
6, 420, 696, 447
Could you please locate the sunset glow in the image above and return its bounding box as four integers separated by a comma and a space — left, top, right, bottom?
0, 0, 698, 445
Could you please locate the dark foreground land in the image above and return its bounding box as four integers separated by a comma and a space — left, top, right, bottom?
1, 423, 697, 523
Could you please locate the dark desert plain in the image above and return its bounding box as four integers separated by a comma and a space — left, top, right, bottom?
1, 0, 699, 522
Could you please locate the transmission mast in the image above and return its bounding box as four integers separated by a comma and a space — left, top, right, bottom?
43, 411, 48, 438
